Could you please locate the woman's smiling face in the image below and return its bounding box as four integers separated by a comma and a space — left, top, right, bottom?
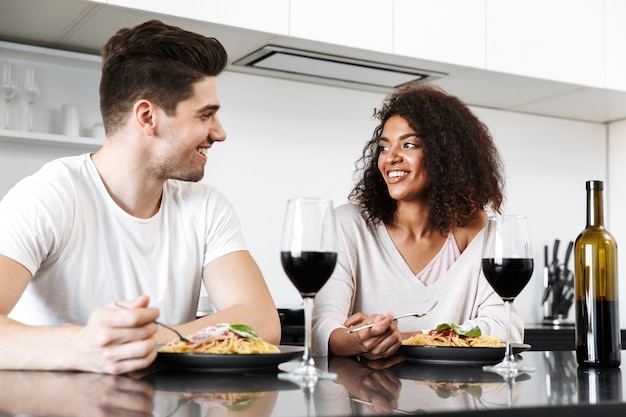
377, 114, 428, 202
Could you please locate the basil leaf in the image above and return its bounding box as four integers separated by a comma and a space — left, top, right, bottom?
228, 323, 260, 340
228, 397, 257, 411
433, 323, 482, 337
463, 385, 483, 398
451, 323, 481, 337
457, 326, 481, 338
434, 323, 453, 332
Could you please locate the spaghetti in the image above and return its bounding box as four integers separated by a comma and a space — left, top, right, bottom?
402, 323, 504, 348
158, 323, 280, 354
183, 392, 265, 410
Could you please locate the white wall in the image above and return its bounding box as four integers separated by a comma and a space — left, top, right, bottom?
609, 119, 626, 325
474, 108, 606, 323
204, 71, 382, 310
206, 71, 608, 325
0, 70, 611, 326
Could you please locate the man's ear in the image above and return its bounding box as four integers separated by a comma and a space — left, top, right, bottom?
134, 100, 156, 135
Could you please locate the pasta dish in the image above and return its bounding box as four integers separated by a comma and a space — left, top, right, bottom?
183, 392, 265, 410
402, 323, 503, 348
158, 323, 280, 354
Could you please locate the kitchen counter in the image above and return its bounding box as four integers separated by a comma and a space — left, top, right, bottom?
1, 350, 625, 416
278, 309, 626, 352
524, 325, 626, 351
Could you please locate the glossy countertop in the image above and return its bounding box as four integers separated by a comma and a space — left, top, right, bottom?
1, 350, 625, 417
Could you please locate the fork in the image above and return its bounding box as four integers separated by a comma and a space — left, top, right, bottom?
114, 302, 193, 343
346, 299, 440, 334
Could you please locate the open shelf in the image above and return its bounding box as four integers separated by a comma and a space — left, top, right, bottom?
0, 129, 102, 150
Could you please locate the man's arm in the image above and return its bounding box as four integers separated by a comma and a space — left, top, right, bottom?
170, 250, 281, 345
0, 254, 160, 373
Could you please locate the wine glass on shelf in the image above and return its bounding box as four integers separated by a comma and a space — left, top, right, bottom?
1, 62, 18, 129
23, 65, 40, 132
279, 197, 338, 385
481, 215, 535, 377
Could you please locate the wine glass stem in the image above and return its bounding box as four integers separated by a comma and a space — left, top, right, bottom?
4, 99, 9, 129
506, 376, 514, 407
504, 300, 514, 364
301, 296, 315, 368
27, 102, 34, 132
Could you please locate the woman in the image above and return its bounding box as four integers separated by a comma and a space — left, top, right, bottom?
312, 82, 523, 357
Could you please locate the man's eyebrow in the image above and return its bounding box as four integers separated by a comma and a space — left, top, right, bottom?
197, 104, 220, 113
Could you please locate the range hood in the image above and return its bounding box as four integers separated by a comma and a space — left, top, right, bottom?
233, 45, 446, 90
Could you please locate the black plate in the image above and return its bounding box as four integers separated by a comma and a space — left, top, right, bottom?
143, 371, 300, 393
155, 345, 304, 372
398, 343, 531, 365
391, 360, 532, 384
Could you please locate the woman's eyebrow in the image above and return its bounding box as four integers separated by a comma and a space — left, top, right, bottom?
378, 133, 418, 141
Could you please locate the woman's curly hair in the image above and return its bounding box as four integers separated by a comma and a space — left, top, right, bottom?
349, 82, 504, 234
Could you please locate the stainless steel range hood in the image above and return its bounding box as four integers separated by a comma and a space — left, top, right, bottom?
233, 45, 446, 90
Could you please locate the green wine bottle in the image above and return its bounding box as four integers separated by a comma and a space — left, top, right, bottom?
574, 180, 621, 367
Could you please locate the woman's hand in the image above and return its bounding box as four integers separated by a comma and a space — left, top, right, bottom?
329, 312, 403, 357
329, 355, 402, 415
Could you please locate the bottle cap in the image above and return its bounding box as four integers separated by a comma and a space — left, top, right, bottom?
586, 180, 603, 190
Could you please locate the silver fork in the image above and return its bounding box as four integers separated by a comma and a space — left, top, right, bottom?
346, 299, 440, 334
114, 302, 193, 343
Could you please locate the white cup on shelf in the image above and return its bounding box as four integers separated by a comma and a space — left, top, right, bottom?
92, 122, 105, 139
60, 104, 80, 137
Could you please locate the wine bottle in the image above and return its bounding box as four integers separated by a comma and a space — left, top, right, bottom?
577, 367, 623, 403
574, 180, 621, 367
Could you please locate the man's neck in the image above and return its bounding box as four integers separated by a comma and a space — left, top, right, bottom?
90, 144, 164, 219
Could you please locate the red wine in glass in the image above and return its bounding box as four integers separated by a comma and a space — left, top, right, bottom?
280, 251, 337, 297
481, 215, 534, 377
481, 258, 534, 302
279, 197, 338, 385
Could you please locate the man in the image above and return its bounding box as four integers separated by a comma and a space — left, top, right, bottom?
0, 20, 280, 374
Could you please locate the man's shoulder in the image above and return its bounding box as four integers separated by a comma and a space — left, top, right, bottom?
26, 154, 92, 184
11, 154, 90, 193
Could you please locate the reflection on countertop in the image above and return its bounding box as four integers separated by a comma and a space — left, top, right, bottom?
0, 351, 625, 417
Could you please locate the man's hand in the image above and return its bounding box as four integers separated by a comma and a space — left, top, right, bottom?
73, 295, 160, 374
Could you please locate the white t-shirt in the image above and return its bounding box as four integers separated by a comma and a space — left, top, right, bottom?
0, 154, 247, 325
312, 203, 524, 356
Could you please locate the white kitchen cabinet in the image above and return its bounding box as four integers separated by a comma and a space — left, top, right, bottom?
394, 0, 486, 69
289, 0, 393, 53
486, 0, 605, 88
106, 0, 290, 35
91, 0, 621, 92
606, 0, 626, 92
0, 41, 103, 148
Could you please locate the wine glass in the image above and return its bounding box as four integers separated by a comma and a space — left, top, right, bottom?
279, 197, 338, 385
23, 66, 40, 132
481, 215, 534, 376
1, 62, 18, 129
